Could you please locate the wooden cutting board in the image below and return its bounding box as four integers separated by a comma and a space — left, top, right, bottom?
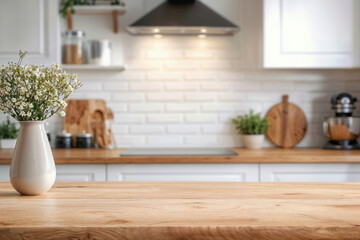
266, 95, 307, 148
63, 99, 110, 148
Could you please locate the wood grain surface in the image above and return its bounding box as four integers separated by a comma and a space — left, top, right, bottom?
266, 95, 307, 148
0, 181, 360, 239
63, 99, 111, 148
1, 148, 360, 164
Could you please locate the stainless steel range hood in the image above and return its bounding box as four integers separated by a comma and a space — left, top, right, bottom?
127, 0, 240, 36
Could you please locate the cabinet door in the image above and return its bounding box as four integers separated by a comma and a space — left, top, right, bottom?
0, 165, 9, 181
264, 0, 359, 68
260, 163, 360, 182
0, 0, 59, 65
107, 164, 259, 182
56, 164, 106, 181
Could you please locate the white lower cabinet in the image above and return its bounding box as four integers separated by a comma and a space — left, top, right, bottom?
56, 165, 106, 181
107, 164, 259, 182
260, 163, 360, 182
2, 163, 360, 182
0, 165, 10, 181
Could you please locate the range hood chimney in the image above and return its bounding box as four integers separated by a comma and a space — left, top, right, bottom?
127, 0, 240, 36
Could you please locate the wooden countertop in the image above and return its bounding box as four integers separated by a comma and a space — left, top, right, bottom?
1, 181, 360, 239
1, 148, 360, 164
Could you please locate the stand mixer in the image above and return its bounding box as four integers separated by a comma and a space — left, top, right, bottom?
323, 93, 360, 149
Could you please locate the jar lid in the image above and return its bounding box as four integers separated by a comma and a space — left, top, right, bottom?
62, 30, 86, 38
57, 131, 72, 137
77, 132, 92, 138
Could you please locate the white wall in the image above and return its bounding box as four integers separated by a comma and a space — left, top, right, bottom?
24, 0, 360, 147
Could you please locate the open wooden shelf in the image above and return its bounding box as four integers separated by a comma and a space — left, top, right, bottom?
61, 64, 126, 71
72, 5, 126, 15
66, 5, 126, 33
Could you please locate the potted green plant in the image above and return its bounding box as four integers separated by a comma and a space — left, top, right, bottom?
232, 110, 271, 149
0, 117, 19, 149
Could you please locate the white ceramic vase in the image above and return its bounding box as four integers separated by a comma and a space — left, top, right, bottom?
241, 134, 265, 149
10, 121, 56, 195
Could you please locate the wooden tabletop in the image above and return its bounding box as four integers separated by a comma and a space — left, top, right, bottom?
1, 148, 360, 164
0, 181, 360, 239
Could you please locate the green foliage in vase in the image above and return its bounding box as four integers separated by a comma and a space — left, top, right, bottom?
0, 51, 82, 121
232, 110, 271, 135
0, 117, 19, 140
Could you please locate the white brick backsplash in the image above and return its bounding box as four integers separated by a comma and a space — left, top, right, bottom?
127, 60, 162, 70
201, 82, 232, 91
262, 82, 295, 91
147, 114, 183, 123
165, 61, 199, 70
112, 93, 145, 102
185, 114, 217, 123
103, 82, 128, 91
107, 103, 127, 112
184, 72, 216, 81
166, 103, 198, 112
147, 72, 182, 81
129, 82, 163, 91
115, 135, 146, 145
218, 114, 238, 123
48, 13, 360, 149
217, 50, 241, 59
130, 125, 165, 134
234, 82, 262, 91
219, 72, 245, 81
184, 135, 217, 145
218, 93, 245, 101
202, 60, 232, 70
217, 135, 241, 147
147, 135, 183, 145
129, 103, 164, 112
202, 124, 233, 134
234, 103, 262, 113
115, 114, 144, 123
246, 92, 282, 101
165, 82, 199, 91
184, 93, 217, 101
147, 49, 182, 59
84, 92, 111, 101
147, 93, 182, 102
77, 82, 102, 91
201, 103, 233, 112
167, 125, 200, 134
184, 50, 214, 59
296, 82, 346, 92
118, 72, 144, 81
112, 124, 128, 134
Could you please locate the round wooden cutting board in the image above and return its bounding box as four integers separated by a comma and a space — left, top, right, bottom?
266, 95, 307, 148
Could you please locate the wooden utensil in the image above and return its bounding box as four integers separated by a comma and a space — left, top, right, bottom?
266, 95, 307, 148
63, 99, 110, 148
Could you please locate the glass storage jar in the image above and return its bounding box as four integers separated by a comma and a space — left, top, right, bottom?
62, 30, 86, 64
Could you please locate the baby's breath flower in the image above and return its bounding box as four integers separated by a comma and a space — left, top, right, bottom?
0, 50, 82, 121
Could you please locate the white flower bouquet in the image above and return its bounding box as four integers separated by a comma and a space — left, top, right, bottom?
0, 51, 82, 121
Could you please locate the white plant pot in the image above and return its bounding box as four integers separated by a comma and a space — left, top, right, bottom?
240, 134, 265, 149
0, 139, 17, 149
10, 121, 56, 195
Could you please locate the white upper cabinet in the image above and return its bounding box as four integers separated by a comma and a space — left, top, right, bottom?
0, 0, 59, 65
264, 0, 359, 68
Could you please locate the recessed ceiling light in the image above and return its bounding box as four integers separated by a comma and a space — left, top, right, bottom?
198, 34, 206, 39
200, 28, 207, 33
153, 28, 160, 33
